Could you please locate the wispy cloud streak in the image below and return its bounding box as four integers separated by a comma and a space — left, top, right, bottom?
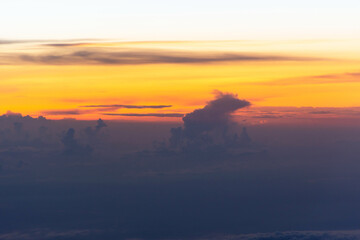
81, 104, 172, 109
103, 113, 184, 117
1, 50, 323, 66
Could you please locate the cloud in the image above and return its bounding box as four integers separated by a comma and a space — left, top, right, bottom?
1, 49, 322, 65
159, 91, 253, 154
95, 118, 107, 131
4, 110, 23, 117
0, 40, 38, 45
41, 105, 174, 116
41, 109, 84, 115
191, 230, 360, 240
258, 71, 360, 86
181, 91, 250, 138
84, 118, 108, 139
43, 43, 87, 47
309, 111, 333, 114
3, 108, 360, 239
61, 128, 92, 156
0, 38, 102, 45
0, 229, 95, 240
103, 113, 184, 117
81, 104, 172, 109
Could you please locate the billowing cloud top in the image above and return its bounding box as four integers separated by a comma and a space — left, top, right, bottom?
182, 91, 250, 138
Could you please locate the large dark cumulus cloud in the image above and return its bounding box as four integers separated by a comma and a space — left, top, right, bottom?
163, 91, 253, 155
182, 91, 250, 139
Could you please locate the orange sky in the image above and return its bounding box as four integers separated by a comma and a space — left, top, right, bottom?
1, 39, 360, 120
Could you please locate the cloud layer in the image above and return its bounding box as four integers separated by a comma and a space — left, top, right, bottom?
0, 39, 323, 65
104, 113, 184, 117
81, 104, 172, 109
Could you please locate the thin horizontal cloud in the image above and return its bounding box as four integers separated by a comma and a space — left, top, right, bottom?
309, 111, 333, 114
192, 230, 360, 240
81, 104, 172, 109
346, 72, 360, 76
0, 38, 104, 45
104, 113, 184, 117
1, 49, 323, 65
233, 106, 360, 120
43, 43, 88, 47
41, 105, 175, 116
258, 72, 360, 86
0, 40, 27, 45
41, 109, 87, 115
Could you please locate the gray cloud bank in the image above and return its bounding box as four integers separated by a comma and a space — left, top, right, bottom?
2, 93, 360, 240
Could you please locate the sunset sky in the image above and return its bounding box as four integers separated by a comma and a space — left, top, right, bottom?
3, 2, 360, 240
1, 0, 360, 120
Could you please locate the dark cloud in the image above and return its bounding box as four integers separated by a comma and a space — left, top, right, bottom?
251, 114, 283, 119
104, 113, 184, 117
41, 105, 174, 116
124, 91, 258, 159
1, 49, 322, 65
0, 229, 95, 240
2, 110, 360, 239
192, 231, 360, 240
13, 122, 23, 134
166, 91, 251, 152
309, 111, 333, 114
43, 43, 87, 47
81, 104, 172, 109
95, 118, 107, 131
182, 91, 249, 137
83, 118, 108, 139
4, 111, 23, 117
61, 128, 92, 156
41, 109, 84, 115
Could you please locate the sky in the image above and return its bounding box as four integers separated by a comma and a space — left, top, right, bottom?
2, 2, 360, 240
1, 0, 360, 120
2, 0, 360, 40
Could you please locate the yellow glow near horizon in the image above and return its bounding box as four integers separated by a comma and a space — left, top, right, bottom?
1, 40, 360, 120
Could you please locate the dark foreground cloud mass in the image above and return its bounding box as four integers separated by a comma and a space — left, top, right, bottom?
2, 95, 360, 239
